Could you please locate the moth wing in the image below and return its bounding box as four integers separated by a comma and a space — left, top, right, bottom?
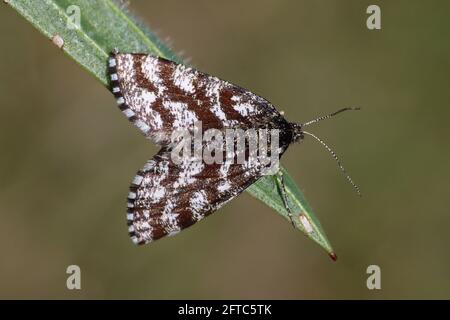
109, 53, 291, 145
126, 148, 263, 244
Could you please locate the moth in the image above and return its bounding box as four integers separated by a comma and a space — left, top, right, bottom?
108, 52, 359, 245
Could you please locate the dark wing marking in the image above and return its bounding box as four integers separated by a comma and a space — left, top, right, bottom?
109, 53, 292, 145
126, 147, 265, 244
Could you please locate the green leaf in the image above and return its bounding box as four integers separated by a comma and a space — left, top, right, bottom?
6, 0, 335, 257
247, 169, 335, 258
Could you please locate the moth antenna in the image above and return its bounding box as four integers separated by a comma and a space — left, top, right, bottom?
302, 107, 360, 127
303, 131, 361, 196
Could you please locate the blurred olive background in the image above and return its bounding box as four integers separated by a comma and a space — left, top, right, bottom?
1, 0, 450, 299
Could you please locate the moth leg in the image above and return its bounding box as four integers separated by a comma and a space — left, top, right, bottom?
276, 170, 296, 228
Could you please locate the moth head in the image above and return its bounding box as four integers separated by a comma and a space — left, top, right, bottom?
292, 123, 305, 143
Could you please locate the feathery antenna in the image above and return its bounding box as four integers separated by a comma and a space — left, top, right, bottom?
303, 130, 361, 196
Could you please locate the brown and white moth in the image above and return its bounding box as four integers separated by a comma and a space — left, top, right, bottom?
108, 52, 359, 245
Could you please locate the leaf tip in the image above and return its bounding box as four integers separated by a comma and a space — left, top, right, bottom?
329, 252, 338, 262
